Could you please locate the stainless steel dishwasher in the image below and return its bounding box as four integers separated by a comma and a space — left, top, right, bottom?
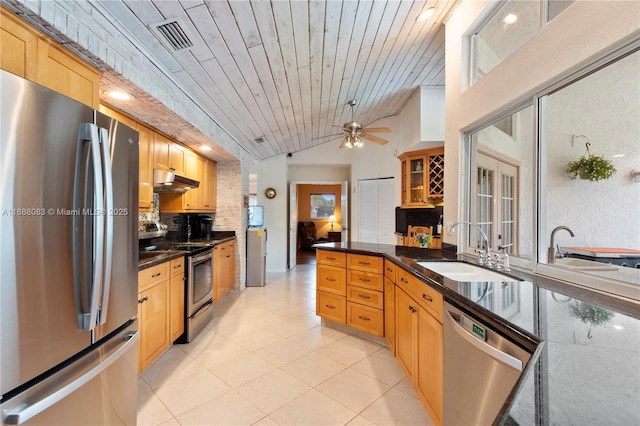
443, 301, 532, 425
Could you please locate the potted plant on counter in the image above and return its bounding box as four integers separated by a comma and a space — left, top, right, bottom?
415, 233, 432, 248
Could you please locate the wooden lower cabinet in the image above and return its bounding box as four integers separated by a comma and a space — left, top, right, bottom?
317, 291, 346, 323
137, 278, 170, 373
213, 240, 236, 302
384, 276, 396, 355
138, 258, 186, 373
395, 286, 443, 425
347, 301, 384, 336
169, 257, 185, 343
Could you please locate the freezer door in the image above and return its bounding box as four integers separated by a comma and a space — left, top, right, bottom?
1, 71, 94, 395
1, 321, 139, 426
93, 112, 139, 342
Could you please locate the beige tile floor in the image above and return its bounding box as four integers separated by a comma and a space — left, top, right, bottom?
137, 264, 434, 426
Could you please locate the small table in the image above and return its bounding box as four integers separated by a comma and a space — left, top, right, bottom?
327, 231, 341, 242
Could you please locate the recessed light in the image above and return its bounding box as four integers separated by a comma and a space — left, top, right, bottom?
503, 13, 518, 24
613, 325, 624, 330
106, 90, 132, 101
416, 7, 436, 23
199, 145, 212, 151
612, 153, 625, 158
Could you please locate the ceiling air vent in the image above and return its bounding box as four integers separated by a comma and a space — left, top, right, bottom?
152, 19, 194, 51
254, 137, 265, 144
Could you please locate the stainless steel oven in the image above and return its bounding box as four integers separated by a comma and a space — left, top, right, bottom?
182, 248, 214, 343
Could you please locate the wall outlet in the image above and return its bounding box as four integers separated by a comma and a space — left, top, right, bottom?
446, 222, 455, 235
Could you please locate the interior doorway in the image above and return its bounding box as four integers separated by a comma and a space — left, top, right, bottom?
288, 180, 348, 269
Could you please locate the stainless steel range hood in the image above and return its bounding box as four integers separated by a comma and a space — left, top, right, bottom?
153, 169, 199, 193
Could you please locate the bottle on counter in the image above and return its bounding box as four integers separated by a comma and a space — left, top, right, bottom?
437, 215, 443, 235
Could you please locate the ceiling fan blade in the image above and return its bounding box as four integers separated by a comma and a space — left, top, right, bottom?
338, 137, 350, 149
361, 127, 391, 133
361, 133, 388, 145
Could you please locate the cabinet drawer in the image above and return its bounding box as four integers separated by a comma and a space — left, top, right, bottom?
170, 257, 184, 277
139, 262, 170, 292
347, 286, 383, 309
384, 260, 397, 281
397, 269, 443, 322
347, 269, 384, 291
347, 302, 384, 336
347, 254, 384, 274
317, 264, 346, 295
316, 250, 346, 267
317, 291, 346, 324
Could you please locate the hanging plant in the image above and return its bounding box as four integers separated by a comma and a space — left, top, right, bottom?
566, 140, 616, 182
569, 301, 614, 340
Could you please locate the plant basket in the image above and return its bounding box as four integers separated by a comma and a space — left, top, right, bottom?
567, 141, 616, 182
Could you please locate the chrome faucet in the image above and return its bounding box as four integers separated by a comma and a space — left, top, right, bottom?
548, 226, 575, 263
450, 222, 493, 268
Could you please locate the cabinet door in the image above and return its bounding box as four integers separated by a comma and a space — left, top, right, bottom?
416, 306, 443, 424
203, 160, 216, 210
136, 123, 154, 211
0, 8, 39, 80
184, 149, 198, 180
169, 143, 186, 175
36, 39, 100, 108
225, 241, 235, 294
395, 287, 417, 381
407, 154, 427, 206
138, 280, 170, 372
384, 278, 396, 354
169, 274, 184, 343
153, 132, 171, 171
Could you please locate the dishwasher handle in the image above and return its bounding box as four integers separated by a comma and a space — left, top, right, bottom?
445, 309, 523, 372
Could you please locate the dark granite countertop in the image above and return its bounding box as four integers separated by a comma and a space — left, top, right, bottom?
138, 234, 236, 271
313, 242, 640, 425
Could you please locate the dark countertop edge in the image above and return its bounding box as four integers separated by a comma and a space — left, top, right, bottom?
138, 251, 185, 271
138, 236, 237, 271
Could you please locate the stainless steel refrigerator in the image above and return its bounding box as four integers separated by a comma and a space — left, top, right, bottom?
0, 70, 139, 425
246, 228, 267, 286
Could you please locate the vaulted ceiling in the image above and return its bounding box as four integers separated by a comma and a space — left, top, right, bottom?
95, 0, 460, 161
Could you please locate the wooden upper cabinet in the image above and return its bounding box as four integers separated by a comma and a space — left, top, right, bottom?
185, 149, 198, 180
399, 147, 445, 208
203, 160, 216, 211
1, 6, 99, 108
136, 123, 154, 211
153, 132, 188, 175
0, 7, 39, 80
36, 39, 100, 108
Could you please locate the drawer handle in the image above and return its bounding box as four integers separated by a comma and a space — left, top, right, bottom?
151, 272, 161, 278
358, 294, 371, 299
408, 305, 416, 313
325, 304, 336, 310
326, 278, 336, 282
386, 267, 393, 272
358, 261, 371, 266
173, 265, 181, 269
422, 294, 433, 302
358, 315, 371, 322
359, 278, 371, 282
138, 296, 148, 304
226, 254, 231, 258
327, 256, 336, 261
400, 277, 408, 283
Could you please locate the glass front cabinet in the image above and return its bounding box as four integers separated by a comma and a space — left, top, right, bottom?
399, 147, 444, 208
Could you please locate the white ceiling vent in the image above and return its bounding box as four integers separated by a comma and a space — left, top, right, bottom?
152, 19, 194, 52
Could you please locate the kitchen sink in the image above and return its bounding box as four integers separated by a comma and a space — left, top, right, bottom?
415, 261, 521, 282
553, 257, 619, 271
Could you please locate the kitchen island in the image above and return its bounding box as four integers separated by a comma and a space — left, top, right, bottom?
314, 241, 640, 425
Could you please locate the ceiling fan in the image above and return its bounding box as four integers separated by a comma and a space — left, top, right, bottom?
332, 100, 391, 149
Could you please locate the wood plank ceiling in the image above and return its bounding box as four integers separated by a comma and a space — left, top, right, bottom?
97, 0, 460, 161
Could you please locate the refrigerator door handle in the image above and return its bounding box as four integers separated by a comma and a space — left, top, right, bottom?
72, 123, 105, 331
97, 127, 113, 325
3, 330, 139, 425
